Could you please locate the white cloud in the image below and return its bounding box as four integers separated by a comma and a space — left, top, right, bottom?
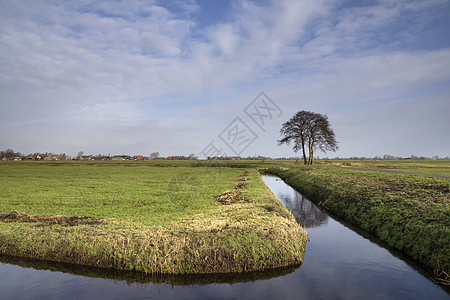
0, 0, 449, 157
208, 24, 240, 56
141, 31, 181, 56
271, 49, 450, 112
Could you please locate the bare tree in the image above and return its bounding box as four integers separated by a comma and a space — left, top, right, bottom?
77, 151, 84, 160
150, 152, 160, 160
1, 149, 18, 160
278, 111, 338, 165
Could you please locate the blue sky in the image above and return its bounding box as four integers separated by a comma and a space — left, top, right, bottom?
1, 0, 449, 158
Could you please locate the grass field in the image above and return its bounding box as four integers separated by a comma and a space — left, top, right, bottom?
319, 159, 450, 176
0, 161, 307, 274
0, 163, 238, 224
1, 159, 448, 282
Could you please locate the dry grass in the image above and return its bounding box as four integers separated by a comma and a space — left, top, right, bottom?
433, 270, 450, 286
0, 203, 306, 274
215, 190, 243, 205
233, 182, 247, 189
0, 211, 111, 226
240, 171, 250, 177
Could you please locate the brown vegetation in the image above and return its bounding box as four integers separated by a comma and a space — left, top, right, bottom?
234, 182, 247, 189
0, 211, 111, 226
215, 191, 243, 205
240, 171, 250, 177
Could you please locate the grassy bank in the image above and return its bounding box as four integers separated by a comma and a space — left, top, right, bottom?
0, 162, 306, 274
266, 164, 450, 280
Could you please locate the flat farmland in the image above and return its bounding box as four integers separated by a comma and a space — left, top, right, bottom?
0, 161, 306, 274
0, 163, 240, 224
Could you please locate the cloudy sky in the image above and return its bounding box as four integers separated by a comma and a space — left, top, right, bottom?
1, 0, 449, 158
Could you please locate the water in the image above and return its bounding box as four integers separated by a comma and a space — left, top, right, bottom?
0, 175, 448, 299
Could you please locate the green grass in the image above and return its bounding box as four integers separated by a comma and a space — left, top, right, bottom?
318, 159, 450, 175
0, 161, 306, 274
2, 158, 448, 279
0, 163, 237, 225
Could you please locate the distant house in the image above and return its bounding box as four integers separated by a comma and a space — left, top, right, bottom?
135, 156, 144, 161
92, 155, 108, 161
80, 155, 94, 161
169, 156, 189, 160
111, 155, 132, 161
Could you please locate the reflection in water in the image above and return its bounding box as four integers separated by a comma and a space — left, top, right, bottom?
261, 175, 450, 299
275, 182, 328, 228
0, 254, 299, 286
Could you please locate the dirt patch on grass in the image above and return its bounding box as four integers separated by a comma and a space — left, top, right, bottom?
0, 211, 111, 226
215, 191, 243, 205
240, 171, 250, 177
237, 177, 247, 182
233, 182, 247, 189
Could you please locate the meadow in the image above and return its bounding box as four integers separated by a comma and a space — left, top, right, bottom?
1, 159, 448, 282
0, 161, 307, 274
320, 159, 450, 176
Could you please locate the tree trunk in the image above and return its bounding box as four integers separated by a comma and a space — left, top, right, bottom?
302, 138, 307, 165
310, 147, 314, 165
308, 139, 315, 165
302, 147, 307, 165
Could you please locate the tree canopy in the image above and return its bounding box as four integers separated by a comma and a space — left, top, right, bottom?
278, 110, 338, 165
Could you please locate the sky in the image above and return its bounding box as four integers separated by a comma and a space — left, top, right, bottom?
1, 0, 449, 158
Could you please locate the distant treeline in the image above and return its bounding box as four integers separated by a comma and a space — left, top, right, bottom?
0, 149, 71, 161
1, 149, 448, 161
0, 149, 197, 161
207, 155, 449, 160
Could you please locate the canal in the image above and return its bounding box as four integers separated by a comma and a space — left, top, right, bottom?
0, 175, 448, 299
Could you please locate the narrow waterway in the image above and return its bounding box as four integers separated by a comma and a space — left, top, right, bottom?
260, 175, 449, 299
0, 175, 448, 299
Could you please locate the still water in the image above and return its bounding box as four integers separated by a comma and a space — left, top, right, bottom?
0, 175, 448, 299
